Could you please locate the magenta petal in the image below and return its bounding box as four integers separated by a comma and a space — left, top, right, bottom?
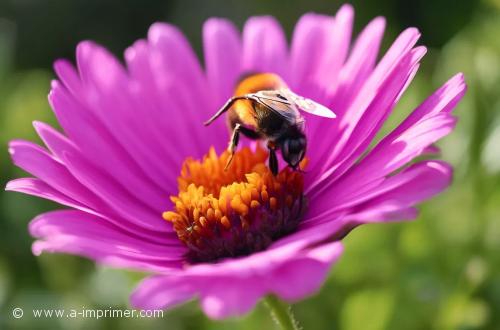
331, 16, 386, 115
314, 4, 354, 95
53, 59, 83, 96
290, 5, 354, 100
77, 42, 178, 189
308, 73, 465, 211
8, 140, 101, 209
48, 81, 168, 210
61, 149, 171, 233
305, 28, 420, 181
30, 210, 185, 272
15, 124, 176, 238
422, 144, 441, 155
356, 161, 453, 211
203, 18, 242, 106
125, 38, 225, 160
198, 277, 266, 319
290, 13, 334, 99
131, 275, 197, 311
76, 41, 127, 91
308, 46, 427, 191
304, 15, 385, 178
147, 22, 211, 115
6, 177, 177, 245
125, 39, 193, 171
6, 178, 98, 216
197, 242, 342, 319
304, 160, 452, 227
131, 241, 343, 319
310, 114, 455, 218
33, 121, 76, 162
147, 22, 228, 153
344, 207, 419, 223
330, 27, 420, 145
242, 16, 288, 79
388, 73, 466, 139
309, 74, 466, 205
148, 23, 208, 104
267, 241, 343, 301
336, 114, 456, 199
337, 160, 452, 210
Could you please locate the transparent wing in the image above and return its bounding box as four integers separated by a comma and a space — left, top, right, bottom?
280, 89, 336, 118
251, 91, 298, 123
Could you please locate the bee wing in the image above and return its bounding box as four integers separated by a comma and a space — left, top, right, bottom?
251, 91, 298, 123
281, 89, 336, 118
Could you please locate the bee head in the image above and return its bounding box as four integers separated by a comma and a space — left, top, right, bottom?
279, 134, 307, 170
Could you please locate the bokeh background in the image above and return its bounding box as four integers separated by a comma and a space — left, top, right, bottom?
0, 0, 499, 329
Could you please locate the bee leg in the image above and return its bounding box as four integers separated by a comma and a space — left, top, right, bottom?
238, 125, 261, 139
267, 142, 279, 176
204, 96, 249, 126
225, 123, 241, 171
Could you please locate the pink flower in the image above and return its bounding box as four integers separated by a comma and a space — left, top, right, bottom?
6, 4, 465, 319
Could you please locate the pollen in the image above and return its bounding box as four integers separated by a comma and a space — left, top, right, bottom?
163, 146, 306, 263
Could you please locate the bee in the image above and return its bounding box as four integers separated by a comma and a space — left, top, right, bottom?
204, 73, 336, 175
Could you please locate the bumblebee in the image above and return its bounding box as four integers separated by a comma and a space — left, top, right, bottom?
204, 73, 335, 175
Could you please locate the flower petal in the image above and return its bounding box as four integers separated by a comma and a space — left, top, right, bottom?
28, 119, 172, 233
306, 27, 422, 184
131, 241, 343, 319
388, 73, 466, 139
330, 16, 386, 115
315, 4, 354, 95
7, 178, 97, 215
344, 207, 419, 223
242, 16, 288, 79
311, 113, 456, 216
308, 46, 427, 192
32, 121, 76, 162
61, 149, 171, 233
78, 42, 178, 189
53, 59, 83, 96
35, 119, 173, 196
203, 18, 242, 106
6, 177, 173, 245
30, 210, 185, 272
267, 241, 344, 300
125, 39, 219, 163
352, 161, 453, 214
290, 5, 354, 101
8, 140, 100, 208
148, 22, 228, 154
290, 13, 334, 99
148, 23, 208, 105
339, 160, 452, 210
130, 275, 197, 311
304, 16, 385, 172
304, 160, 453, 225
49, 81, 168, 209
308, 73, 465, 213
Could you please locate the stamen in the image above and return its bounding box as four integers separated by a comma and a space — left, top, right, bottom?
163, 146, 306, 263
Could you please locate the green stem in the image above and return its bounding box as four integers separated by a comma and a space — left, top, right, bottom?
264, 295, 300, 330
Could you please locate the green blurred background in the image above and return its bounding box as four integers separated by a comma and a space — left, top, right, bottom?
0, 0, 499, 329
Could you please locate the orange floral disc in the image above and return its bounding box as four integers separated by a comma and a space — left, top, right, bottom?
163, 147, 306, 262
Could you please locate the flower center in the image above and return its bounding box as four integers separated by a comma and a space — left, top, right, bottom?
163, 147, 307, 263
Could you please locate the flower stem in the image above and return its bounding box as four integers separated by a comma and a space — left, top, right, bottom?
264, 295, 300, 330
